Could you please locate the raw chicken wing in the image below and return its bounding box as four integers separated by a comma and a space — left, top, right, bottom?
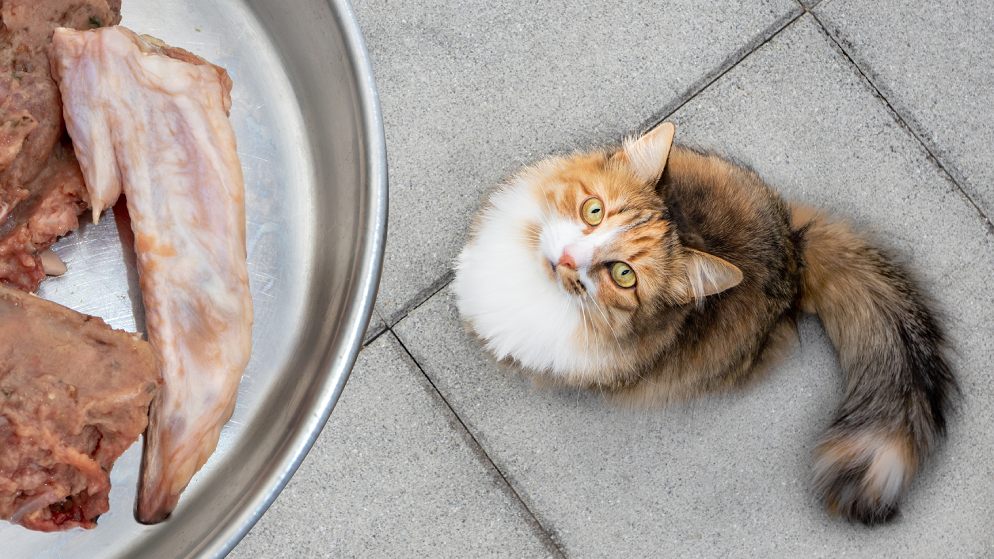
51, 25, 253, 523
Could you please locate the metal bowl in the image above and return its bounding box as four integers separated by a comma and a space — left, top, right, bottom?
4, 0, 386, 556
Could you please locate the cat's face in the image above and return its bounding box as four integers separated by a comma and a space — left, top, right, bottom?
532, 151, 684, 318
454, 124, 740, 384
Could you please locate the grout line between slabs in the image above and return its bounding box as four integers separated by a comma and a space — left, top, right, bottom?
640, 6, 805, 133
807, 9, 993, 232
362, 7, 937, 556
387, 8, 807, 328
360, 7, 993, 557
362, 324, 388, 347
389, 328, 568, 559
386, 271, 453, 327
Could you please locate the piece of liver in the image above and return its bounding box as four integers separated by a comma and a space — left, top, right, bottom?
0, 284, 160, 531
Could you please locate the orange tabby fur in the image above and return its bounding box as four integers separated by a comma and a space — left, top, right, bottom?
454, 122, 954, 524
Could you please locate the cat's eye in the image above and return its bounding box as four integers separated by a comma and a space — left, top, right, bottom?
610, 262, 636, 288
581, 197, 604, 226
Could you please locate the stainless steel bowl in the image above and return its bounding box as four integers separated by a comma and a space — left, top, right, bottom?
4, 0, 387, 556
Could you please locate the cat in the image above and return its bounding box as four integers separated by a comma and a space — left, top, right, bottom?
453, 122, 955, 524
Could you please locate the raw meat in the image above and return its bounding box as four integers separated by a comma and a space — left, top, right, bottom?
0, 142, 88, 290
0, 283, 160, 531
0, 0, 123, 290
51, 26, 253, 523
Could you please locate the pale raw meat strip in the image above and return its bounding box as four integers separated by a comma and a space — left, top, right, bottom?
51, 26, 253, 523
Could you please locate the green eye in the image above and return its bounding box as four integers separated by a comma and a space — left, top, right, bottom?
610, 262, 636, 288
581, 197, 604, 226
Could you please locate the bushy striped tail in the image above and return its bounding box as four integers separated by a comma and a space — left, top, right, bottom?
793, 205, 955, 524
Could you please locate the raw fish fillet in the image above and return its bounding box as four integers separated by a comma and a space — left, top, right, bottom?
51, 26, 253, 523
0, 283, 159, 532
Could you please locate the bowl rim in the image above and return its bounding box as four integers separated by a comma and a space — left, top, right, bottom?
203, 0, 388, 556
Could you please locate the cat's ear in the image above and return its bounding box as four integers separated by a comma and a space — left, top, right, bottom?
618, 122, 676, 184
681, 248, 743, 302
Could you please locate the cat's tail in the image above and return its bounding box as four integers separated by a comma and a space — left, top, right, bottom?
791, 204, 955, 524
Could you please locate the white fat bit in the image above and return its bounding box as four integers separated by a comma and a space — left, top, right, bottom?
10, 490, 61, 523
40, 249, 67, 276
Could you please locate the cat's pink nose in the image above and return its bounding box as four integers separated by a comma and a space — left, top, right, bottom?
557, 251, 576, 270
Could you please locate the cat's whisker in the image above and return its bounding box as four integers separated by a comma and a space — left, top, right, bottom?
590, 297, 626, 356
577, 298, 595, 366
587, 296, 612, 330
576, 298, 588, 346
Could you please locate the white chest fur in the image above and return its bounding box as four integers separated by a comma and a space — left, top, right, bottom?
453, 180, 616, 382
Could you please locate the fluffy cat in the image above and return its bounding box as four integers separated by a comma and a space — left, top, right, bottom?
453, 122, 955, 524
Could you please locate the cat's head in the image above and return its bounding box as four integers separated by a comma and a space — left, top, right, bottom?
454, 123, 741, 385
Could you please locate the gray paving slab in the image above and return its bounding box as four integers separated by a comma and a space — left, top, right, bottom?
815, 0, 994, 219
231, 333, 557, 558
393, 15, 994, 558
352, 0, 802, 323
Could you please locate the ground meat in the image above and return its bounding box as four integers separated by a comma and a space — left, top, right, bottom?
0, 142, 87, 290
0, 110, 36, 173
0, 0, 122, 291
0, 283, 160, 531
